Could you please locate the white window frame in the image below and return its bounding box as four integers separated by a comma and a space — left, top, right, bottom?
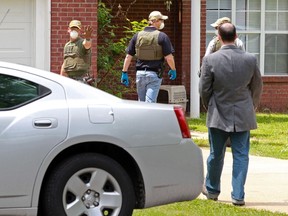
206, 0, 288, 76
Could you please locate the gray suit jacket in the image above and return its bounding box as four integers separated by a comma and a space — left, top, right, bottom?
199, 45, 263, 132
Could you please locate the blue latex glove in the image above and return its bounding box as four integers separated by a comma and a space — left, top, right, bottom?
121, 71, 129, 86
168, 69, 177, 80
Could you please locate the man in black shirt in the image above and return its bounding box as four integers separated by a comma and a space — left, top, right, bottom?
121, 11, 176, 103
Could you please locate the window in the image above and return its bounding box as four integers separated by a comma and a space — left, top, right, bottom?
206, 0, 288, 75
0, 74, 51, 110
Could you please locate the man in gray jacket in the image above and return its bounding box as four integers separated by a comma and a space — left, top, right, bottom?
199, 22, 262, 206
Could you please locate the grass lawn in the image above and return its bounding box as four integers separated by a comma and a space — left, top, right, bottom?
133, 113, 288, 216
133, 199, 287, 216
188, 112, 288, 159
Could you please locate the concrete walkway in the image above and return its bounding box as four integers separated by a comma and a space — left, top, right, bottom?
193, 132, 288, 214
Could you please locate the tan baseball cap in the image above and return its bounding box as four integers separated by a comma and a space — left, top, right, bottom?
210, 17, 231, 28
149, 11, 168, 21
69, 20, 81, 29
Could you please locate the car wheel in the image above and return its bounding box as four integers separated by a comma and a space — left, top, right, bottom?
40, 153, 135, 216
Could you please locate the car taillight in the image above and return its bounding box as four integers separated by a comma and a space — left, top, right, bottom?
174, 106, 191, 138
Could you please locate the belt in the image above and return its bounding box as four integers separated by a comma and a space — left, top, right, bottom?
67, 71, 86, 77
70, 76, 83, 81
137, 68, 159, 73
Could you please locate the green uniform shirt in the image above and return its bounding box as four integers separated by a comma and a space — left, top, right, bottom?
63, 37, 91, 77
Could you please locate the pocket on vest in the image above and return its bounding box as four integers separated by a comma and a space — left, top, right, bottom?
64, 58, 88, 72
136, 46, 162, 60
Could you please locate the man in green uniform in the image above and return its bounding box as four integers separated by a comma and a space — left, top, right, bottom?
60, 20, 93, 82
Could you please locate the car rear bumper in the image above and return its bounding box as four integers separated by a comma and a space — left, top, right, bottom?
128, 139, 204, 208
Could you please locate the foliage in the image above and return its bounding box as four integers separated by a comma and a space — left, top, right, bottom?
188, 112, 207, 132
96, 1, 127, 97
123, 19, 148, 35
187, 113, 288, 159
96, 1, 147, 98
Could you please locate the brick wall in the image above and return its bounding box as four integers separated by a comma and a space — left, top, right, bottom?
102, 0, 181, 99
181, 0, 206, 111
104, 0, 207, 109
180, 0, 191, 90
101, 0, 209, 106
197, 0, 288, 113
49, 0, 288, 113
101, 0, 182, 100
114, 0, 288, 113
200, 0, 207, 60
50, 0, 98, 78
260, 77, 288, 113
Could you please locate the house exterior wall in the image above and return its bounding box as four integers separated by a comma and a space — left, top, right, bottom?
107, 0, 181, 84
49, 0, 288, 113
100, 0, 182, 100
201, 1, 288, 113
174, 0, 288, 113
50, 0, 98, 77
261, 77, 288, 113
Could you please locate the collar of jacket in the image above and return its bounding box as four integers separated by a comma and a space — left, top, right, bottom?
221, 44, 237, 49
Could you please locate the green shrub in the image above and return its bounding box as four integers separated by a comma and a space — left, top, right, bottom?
97, 1, 148, 98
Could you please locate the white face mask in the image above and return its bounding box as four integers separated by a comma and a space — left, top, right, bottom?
70, 30, 79, 39
159, 22, 165, 30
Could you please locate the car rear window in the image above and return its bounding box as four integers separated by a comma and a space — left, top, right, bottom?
0, 74, 51, 110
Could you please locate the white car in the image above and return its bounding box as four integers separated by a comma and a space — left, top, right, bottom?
0, 61, 203, 216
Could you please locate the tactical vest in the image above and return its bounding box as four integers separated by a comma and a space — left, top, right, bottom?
212, 37, 238, 53
212, 37, 222, 53
135, 30, 163, 60
63, 38, 91, 76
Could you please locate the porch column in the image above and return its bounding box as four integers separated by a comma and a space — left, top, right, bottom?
190, 0, 201, 118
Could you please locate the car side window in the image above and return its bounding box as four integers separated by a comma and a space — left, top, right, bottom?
0, 74, 51, 110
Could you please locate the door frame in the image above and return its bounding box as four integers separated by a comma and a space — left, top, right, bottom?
34, 0, 50, 70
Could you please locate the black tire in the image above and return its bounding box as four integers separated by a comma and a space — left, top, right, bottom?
40, 153, 135, 216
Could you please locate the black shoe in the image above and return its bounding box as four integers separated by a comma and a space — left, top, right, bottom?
232, 198, 245, 206
202, 187, 218, 201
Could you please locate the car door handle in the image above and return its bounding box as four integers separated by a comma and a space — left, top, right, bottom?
33, 119, 58, 128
